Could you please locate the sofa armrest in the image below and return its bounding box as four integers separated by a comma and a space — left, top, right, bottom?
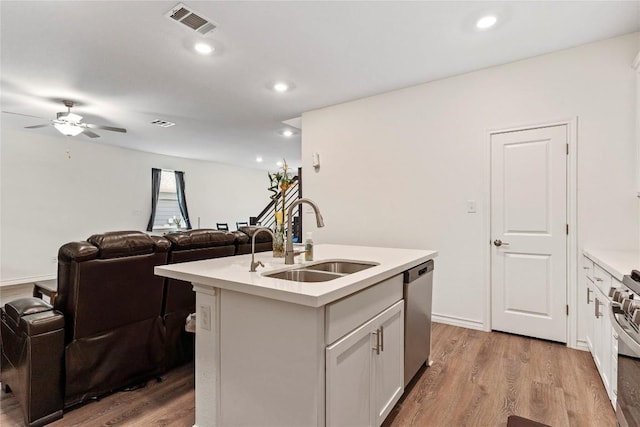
33, 281, 58, 305
1, 298, 65, 426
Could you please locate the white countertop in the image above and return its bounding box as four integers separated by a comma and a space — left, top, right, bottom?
155, 244, 438, 307
583, 249, 640, 282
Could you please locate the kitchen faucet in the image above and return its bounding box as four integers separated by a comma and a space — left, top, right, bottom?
285, 198, 325, 264
249, 227, 275, 272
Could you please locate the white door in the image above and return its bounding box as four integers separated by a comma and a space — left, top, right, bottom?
491, 125, 567, 342
373, 301, 404, 426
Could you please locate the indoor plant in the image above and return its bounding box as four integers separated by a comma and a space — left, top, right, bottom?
268, 160, 294, 257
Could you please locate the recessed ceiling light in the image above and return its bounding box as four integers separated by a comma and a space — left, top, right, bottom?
476, 15, 497, 30
256, 156, 263, 163
282, 129, 294, 137
273, 82, 289, 92
194, 42, 214, 55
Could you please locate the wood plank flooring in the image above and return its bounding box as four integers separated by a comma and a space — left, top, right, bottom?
0, 323, 615, 426
384, 324, 616, 427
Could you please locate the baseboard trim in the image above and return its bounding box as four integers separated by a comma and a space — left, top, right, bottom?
574, 339, 589, 352
432, 313, 486, 331
0, 274, 55, 287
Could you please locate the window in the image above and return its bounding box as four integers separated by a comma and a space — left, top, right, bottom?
146, 168, 192, 232
153, 170, 185, 229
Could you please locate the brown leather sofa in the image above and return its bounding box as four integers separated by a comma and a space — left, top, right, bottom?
1, 228, 272, 426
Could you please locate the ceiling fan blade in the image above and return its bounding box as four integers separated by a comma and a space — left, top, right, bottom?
82, 129, 100, 138
86, 123, 127, 133
2, 111, 47, 119
24, 124, 51, 129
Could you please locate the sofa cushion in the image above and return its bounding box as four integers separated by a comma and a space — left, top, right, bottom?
239, 226, 274, 243
165, 229, 236, 250
229, 230, 250, 244
87, 231, 166, 259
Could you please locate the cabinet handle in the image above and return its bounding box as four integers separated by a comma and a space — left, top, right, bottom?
373, 329, 380, 355
595, 298, 601, 319
380, 325, 384, 352
583, 266, 590, 270
595, 277, 603, 282
586, 287, 592, 304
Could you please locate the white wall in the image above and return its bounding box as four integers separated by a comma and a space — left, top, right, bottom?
302, 33, 639, 333
0, 129, 269, 284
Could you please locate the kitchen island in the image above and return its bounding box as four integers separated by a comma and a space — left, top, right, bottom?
155, 244, 437, 427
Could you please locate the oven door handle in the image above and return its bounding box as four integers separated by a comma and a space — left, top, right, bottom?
610, 307, 640, 355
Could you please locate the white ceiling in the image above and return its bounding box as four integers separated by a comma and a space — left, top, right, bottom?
1, 1, 639, 170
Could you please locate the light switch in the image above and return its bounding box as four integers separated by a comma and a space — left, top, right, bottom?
467, 200, 477, 213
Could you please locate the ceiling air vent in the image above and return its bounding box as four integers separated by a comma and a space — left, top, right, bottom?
151, 119, 176, 128
165, 3, 217, 35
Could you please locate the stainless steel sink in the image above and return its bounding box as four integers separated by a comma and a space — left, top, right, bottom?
305, 261, 377, 274
265, 269, 342, 282
263, 260, 378, 282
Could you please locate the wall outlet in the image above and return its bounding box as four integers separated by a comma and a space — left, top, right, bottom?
466, 200, 477, 213
199, 304, 211, 331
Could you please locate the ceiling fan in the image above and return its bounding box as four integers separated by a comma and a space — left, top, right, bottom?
5, 100, 127, 138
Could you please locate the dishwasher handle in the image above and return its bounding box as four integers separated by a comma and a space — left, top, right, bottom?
404, 260, 434, 283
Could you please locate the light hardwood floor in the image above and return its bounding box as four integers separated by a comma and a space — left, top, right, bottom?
0, 323, 615, 426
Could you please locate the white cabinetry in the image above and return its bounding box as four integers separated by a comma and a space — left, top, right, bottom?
581, 255, 617, 407
325, 275, 404, 427
326, 300, 404, 427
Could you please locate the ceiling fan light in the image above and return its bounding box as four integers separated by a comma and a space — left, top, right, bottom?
57, 112, 83, 122
64, 112, 83, 123
54, 122, 83, 136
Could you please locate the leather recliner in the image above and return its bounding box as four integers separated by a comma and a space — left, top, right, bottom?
162, 229, 237, 369
234, 225, 274, 255
55, 231, 171, 407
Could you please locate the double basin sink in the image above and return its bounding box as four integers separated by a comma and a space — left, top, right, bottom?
264, 260, 378, 282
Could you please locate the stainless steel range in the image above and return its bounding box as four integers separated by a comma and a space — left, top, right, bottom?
610, 271, 640, 427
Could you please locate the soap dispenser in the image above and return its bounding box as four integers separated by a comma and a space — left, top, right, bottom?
304, 232, 314, 262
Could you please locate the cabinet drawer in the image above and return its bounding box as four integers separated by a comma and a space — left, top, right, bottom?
593, 264, 612, 294
582, 257, 594, 281
326, 275, 403, 345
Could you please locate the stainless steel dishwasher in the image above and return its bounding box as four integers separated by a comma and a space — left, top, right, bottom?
403, 260, 434, 386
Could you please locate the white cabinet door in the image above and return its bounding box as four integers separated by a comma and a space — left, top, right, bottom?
581, 256, 618, 409
599, 294, 612, 397
326, 317, 375, 427
593, 287, 611, 393
582, 260, 595, 352
593, 291, 603, 371
373, 301, 404, 426
326, 300, 404, 427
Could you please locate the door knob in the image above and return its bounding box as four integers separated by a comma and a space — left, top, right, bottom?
493, 239, 510, 247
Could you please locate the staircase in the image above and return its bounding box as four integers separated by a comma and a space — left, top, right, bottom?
253, 168, 303, 241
